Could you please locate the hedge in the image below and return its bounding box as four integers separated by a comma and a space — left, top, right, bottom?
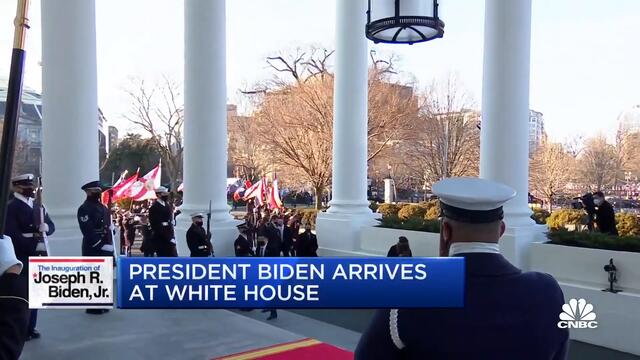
398, 204, 426, 221
377, 216, 440, 233
531, 208, 550, 225
616, 212, 640, 237
547, 229, 640, 253
377, 203, 401, 218
546, 209, 587, 231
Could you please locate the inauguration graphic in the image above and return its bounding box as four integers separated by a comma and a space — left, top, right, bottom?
29, 257, 114, 309
118, 257, 465, 309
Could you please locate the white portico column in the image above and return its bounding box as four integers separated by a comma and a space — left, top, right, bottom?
176, 0, 239, 256
41, 0, 99, 256
316, 0, 377, 255
480, 0, 541, 268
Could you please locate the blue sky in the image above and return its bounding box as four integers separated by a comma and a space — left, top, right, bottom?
1, 0, 639, 142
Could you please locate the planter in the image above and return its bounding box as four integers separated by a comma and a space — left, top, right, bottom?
359, 227, 440, 257
530, 242, 640, 293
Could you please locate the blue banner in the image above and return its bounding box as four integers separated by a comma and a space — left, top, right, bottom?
117, 257, 464, 309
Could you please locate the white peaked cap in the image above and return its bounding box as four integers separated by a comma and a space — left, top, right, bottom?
432, 177, 516, 223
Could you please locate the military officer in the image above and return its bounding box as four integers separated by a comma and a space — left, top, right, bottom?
234, 222, 254, 257
77, 181, 114, 315
186, 213, 213, 257
148, 187, 177, 257
5, 174, 55, 340
356, 177, 569, 360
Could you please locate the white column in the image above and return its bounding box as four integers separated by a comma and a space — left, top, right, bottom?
41, 0, 99, 256
177, 0, 239, 256
480, 0, 541, 269
316, 0, 377, 255
384, 178, 395, 204
327, 0, 370, 215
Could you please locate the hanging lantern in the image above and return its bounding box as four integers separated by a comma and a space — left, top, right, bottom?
366, 0, 444, 45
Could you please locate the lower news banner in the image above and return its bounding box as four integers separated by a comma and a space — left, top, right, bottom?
29, 257, 114, 309
117, 257, 465, 309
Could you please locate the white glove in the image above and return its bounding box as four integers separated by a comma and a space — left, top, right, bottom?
170, 238, 177, 245
38, 223, 50, 233
100, 244, 114, 253
0, 235, 23, 275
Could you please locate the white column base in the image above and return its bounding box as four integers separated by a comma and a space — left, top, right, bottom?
315, 211, 380, 255
498, 223, 546, 270
174, 210, 241, 257
45, 211, 82, 256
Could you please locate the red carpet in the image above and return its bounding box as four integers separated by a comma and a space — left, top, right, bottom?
214, 338, 353, 360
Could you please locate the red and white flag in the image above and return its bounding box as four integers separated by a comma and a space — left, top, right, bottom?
243, 177, 266, 206
111, 169, 140, 202
129, 162, 162, 201
268, 174, 284, 209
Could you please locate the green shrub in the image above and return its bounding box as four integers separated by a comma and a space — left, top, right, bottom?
377, 203, 401, 218
616, 213, 640, 237
377, 216, 440, 233
531, 208, 551, 225
546, 209, 586, 231
547, 229, 640, 253
397, 204, 426, 221
369, 201, 379, 213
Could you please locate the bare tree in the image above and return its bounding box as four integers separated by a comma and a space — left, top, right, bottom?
124, 77, 183, 190
578, 134, 618, 191
228, 114, 270, 182
403, 76, 480, 188
246, 47, 419, 208
529, 141, 574, 211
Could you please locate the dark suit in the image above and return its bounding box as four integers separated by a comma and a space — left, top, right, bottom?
186, 224, 212, 257
77, 199, 113, 257
234, 234, 255, 257
595, 201, 618, 236
295, 231, 318, 257
386, 244, 413, 257
149, 201, 176, 257
356, 253, 569, 360
264, 225, 283, 257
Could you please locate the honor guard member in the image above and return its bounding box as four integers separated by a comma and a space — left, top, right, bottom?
356, 177, 569, 360
234, 222, 255, 257
77, 181, 114, 315
5, 174, 55, 340
149, 187, 177, 257
186, 213, 212, 257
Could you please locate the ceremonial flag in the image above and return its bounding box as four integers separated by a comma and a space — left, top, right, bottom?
233, 186, 245, 202
243, 177, 266, 206
101, 170, 128, 205
271, 173, 284, 209
129, 162, 162, 201
110, 169, 140, 202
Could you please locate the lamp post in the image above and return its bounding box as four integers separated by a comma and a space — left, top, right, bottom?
366, 0, 445, 44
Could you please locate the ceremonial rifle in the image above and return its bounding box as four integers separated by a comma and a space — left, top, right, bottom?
206, 200, 214, 257
33, 176, 48, 256
0, 0, 30, 238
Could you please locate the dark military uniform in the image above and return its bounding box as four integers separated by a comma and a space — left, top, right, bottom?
6, 195, 55, 270
140, 223, 155, 257
186, 224, 212, 257
6, 177, 56, 339
77, 199, 114, 256
0, 270, 29, 359
234, 234, 254, 257
149, 200, 176, 257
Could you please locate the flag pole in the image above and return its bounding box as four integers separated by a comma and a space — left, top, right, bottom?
0, 0, 31, 237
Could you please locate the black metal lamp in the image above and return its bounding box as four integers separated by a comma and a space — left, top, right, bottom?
366, 0, 444, 45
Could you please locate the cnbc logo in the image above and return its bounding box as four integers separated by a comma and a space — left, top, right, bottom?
557, 298, 598, 329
